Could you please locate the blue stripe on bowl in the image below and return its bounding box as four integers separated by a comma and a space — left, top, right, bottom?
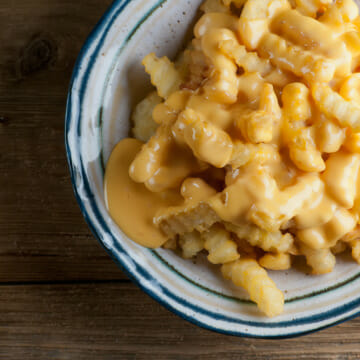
151, 249, 360, 304
65, 0, 360, 338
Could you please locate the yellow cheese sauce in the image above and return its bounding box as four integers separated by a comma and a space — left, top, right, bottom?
104, 138, 182, 248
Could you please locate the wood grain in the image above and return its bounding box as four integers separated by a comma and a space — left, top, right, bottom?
0, 0, 124, 282
0, 282, 358, 360
1, 0, 360, 358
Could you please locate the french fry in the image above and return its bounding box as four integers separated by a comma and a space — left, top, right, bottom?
320, 0, 359, 24
180, 178, 217, 202
342, 31, 360, 62
225, 222, 294, 253
259, 253, 291, 271
298, 209, 357, 249
174, 108, 233, 168
179, 231, 205, 259
300, 244, 336, 274
219, 38, 273, 75
229, 142, 280, 169
129, 125, 172, 183
239, 0, 290, 49
312, 83, 360, 132
315, 116, 346, 153
331, 241, 347, 255
201, 29, 239, 104
162, 238, 178, 250
351, 240, 360, 264
248, 174, 323, 231
152, 90, 191, 125
260, 83, 282, 120
289, 127, 326, 172
142, 53, 183, 99
237, 72, 265, 104
272, 9, 352, 76
132, 91, 162, 142
342, 228, 360, 264
343, 132, 360, 153
222, 259, 284, 317
203, 225, 240, 264
259, 33, 336, 83
282, 83, 312, 123
236, 110, 274, 144
322, 152, 360, 209
194, 13, 238, 38
155, 200, 220, 238
340, 73, 360, 103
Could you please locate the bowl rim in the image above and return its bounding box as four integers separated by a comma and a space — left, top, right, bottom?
65, 0, 360, 339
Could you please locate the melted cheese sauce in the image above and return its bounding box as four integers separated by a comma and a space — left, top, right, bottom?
104, 138, 182, 248
105, 3, 360, 249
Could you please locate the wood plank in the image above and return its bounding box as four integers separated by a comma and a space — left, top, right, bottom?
0, 0, 126, 281
0, 282, 358, 359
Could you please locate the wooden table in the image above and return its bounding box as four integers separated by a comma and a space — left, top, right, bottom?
1, 1, 360, 358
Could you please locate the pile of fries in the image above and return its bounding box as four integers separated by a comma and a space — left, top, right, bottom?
129, 0, 360, 317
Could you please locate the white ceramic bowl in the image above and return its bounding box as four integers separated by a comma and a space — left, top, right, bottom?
65, 0, 360, 338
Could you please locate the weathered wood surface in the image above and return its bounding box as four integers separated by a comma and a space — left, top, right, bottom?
0, 283, 359, 360
0, 0, 123, 282
1, 0, 360, 358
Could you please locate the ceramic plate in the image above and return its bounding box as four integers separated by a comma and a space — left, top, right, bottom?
65, 0, 360, 338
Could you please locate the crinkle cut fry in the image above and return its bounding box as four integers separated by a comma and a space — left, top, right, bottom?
312, 83, 360, 132
201, 29, 239, 104
222, 259, 284, 317
175, 108, 233, 168
142, 53, 183, 99
202, 225, 240, 264
154, 201, 220, 238
239, 0, 291, 50
201, 225, 284, 317
258, 33, 336, 83
179, 231, 205, 259
225, 222, 294, 253
271, 8, 352, 77
259, 253, 291, 271
300, 244, 336, 274
129, 124, 172, 184
132, 91, 162, 142
342, 227, 360, 264
229, 142, 280, 170
219, 38, 272, 75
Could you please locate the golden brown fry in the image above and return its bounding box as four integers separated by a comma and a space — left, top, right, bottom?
300, 244, 336, 274
259, 253, 292, 271
143, 53, 183, 99
179, 231, 205, 259
222, 259, 284, 317
312, 83, 360, 132
203, 225, 240, 264
259, 33, 336, 83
